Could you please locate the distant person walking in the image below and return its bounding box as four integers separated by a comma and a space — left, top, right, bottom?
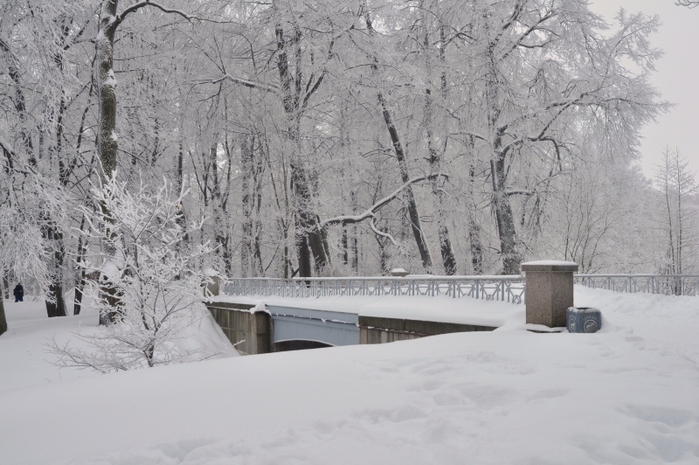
13, 283, 23, 302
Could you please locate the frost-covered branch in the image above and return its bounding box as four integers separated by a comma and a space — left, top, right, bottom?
205, 74, 279, 93
115, 1, 198, 29
369, 218, 398, 246
320, 174, 447, 229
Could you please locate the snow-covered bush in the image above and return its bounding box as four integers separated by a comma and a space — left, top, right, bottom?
51, 173, 218, 372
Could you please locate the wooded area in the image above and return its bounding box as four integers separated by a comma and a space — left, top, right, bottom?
1, 0, 698, 319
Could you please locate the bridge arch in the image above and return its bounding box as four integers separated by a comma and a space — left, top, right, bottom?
273, 340, 333, 352
269, 305, 360, 348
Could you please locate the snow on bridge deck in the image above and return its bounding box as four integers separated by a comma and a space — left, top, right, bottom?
209, 293, 524, 331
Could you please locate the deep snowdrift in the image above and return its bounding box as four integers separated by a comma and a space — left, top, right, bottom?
1, 286, 698, 464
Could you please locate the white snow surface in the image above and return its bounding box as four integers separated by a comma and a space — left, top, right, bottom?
1, 286, 698, 464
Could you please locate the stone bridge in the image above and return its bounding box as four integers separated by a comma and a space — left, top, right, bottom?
206, 301, 497, 355
206, 263, 699, 354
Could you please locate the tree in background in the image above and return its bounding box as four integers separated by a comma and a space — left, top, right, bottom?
654, 148, 698, 278
0, 0, 683, 316
454, 2, 666, 274
0, 201, 54, 335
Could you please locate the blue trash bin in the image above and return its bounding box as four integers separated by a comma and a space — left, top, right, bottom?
567, 307, 602, 333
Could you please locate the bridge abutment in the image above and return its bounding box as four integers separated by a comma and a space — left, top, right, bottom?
207, 303, 272, 355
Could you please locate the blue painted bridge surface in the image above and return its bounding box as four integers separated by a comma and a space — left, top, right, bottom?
268, 305, 359, 346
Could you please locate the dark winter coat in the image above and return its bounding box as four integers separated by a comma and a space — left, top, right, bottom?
13, 284, 23, 299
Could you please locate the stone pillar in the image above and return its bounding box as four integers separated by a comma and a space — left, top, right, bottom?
521, 261, 578, 328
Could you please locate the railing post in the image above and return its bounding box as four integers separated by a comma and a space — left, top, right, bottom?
521, 261, 578, 328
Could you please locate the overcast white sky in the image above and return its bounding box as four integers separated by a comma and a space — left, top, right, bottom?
589, 0, 699, 181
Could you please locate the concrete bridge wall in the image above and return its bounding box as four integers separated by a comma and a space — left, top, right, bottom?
207, 303, 271, 356
359, 316, 497, 344
206, 302, 497, 355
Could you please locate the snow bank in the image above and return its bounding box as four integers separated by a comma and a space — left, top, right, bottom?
0, 286, 698, 464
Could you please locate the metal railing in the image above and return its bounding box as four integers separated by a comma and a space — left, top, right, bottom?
222, 274, 699, 303
222, 276, 526, 304
574, 274, 699, 296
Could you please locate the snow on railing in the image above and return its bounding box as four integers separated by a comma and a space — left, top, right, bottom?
222, 275, 527, 304
574, 274, 699, 296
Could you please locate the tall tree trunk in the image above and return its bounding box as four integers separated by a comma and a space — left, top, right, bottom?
485, 45, 521, 275
175, 140, 189, 245
468, 162, 484, 275
96, 0, 120, 325
73, 216, 88, 315
425, 88, 456, 274
461, 130, 484, 275
490, 150, 521, 274
240, 134, 266, 277
241, 136, 253, 277
43, 221, 67, 318
274, 14, 329, 276
423, 14, 456, 275
2, 276, 9, 300
252, 138, 265, 276
363, 5, 432, 271
96, 0, 118, 180
210, 142, 233, 275
45, 56, 71, 318
377, 93, 433, 270
0, 280, 7, 336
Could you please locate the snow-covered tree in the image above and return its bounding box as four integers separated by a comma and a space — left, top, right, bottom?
0, 199, 54, 334
654, 148, 699, 277
50, 174, 216, 371
0, 0, 677, 285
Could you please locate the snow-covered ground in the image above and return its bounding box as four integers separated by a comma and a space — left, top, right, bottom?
1, 286, 698, 464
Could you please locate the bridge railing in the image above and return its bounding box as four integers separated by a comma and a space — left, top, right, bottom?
574, 274, 699, 296
222, 276, 526, 304
222, 274, 699, 302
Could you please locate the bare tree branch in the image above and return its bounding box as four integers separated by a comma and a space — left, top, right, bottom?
115, 1, 197, 29
320, 174, 448, 229
369, 217, 398, 246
